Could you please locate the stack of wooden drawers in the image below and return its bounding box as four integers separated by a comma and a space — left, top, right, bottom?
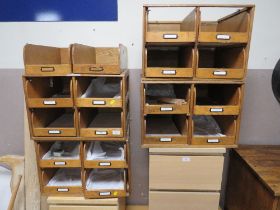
142, 4, 254, 210
22, 43, 130, 201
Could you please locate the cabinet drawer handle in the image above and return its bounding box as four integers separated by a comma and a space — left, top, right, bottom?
48, 130, 61, 134
216, 34, 231, 40
93, 100, 106, 105
162, 70, 176, 75
210, 108, 224, 112
99, 162, 111, 166
99, 192, 111, 196
95, 131, 108, 135
41, 67, 55, 72
207, 139, 220, 143
213, 70, 227, 76
57, 188, 69, 192
54, 161, 66, 166
163, 34, 178, 39
160, 107, 173, 112
43, 100, 56, 105
89, 66, 104, 71
160, 138, 172, 142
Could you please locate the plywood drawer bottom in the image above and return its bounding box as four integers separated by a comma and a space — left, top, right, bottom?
149, 191, 220, 210
49, 205, 118, 210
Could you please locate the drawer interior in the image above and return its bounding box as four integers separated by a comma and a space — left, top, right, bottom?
26, 77, 71, 99
199, 7, 250, 33
145, 83, 190, 105
85, 141, 125, 161
147, 46, 193, 68
193, 115, 236, 137
24, 44, 70, 66
146, 115, 188, 136
76, 77, 121, 99
42, 168, 82, 187
32, 108, 75, 128
79, 108, 122, 129
198, 46, 245, 69
195, 84, 240, 106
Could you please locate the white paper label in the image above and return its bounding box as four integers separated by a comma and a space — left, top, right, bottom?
213, 70, 227, 76
182, 157, 191, 162
112, 130, 121, 135
95, 131, 107, 135
216, 34, 231, 40
100, 192, 111, 196
207, 139, 220, 143
160, 107, 173, 111
57, 188, 69, 192
210, 108, 224, 112
93, 100, 105, 105
163, 34, 178, 39
43, 100, 56, 105
162, 70, 176, 75
48, 130, 61, 134
99, 162, 111, 166
54, 161, 66, 166
160, 138, 172, 142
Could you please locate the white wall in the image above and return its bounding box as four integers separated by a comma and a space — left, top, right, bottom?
0, 0, 279, 70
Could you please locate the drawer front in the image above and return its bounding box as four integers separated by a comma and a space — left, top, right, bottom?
28, 98, 73, 108
73, 64, 121, 75
144, 136, 187, 146
43, 186, 82, 195
149, 155, 224, 190
75, 98, 123, 108
144, 104, 189, 115
194, 105, 240, 115
192, 136, 236, 146
33, 128, 76, 137
25, 64, 71, 76
149, 191, 220, 210
84, 160, 127, 169
84, 190, 126, 199
39, 159, 81, 168
198, 32, 248, 43
49, 205, 118, 210
80, 128, 123, 138
145, 67, 193, 78
146, 31, 196, 43
196, 68, 245, 79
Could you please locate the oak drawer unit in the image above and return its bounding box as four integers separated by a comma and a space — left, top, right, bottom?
225, 146, 280, 210
72, 44, 127, 75
24, 44, 72, 76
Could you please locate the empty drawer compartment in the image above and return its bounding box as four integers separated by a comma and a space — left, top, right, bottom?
192, 115, 237, 145
79, 108, 124, 138
40, 168, 82, 195
23, 44, 72, 76
145, 46, 194, 78
84, 141, 127, 168
196, 47, 246, 79
75, 77, 123, 108
198, 7, 251, 43
143, 115, 188, 146
149, 154, 224, 190
72, 44, 127, 75
143, 83, 190, 114
30, 108, 76, 137
145, 7, 197, 43
84, 169, 127, 198
24, 77, 73, 108
36, 141, 81, 168
194, 84, 242, 115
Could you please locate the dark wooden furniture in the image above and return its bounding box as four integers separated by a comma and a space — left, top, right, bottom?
225, 145, 280, 210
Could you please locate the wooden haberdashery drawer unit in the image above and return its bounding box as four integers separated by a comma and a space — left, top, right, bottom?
196, 46, 246, 79
30, 108, 77, 137
144, 46, 195, 78
40, 168, 83, 195
23, 76, 74, 108
72, 44, 127, 75
142, 114, 188, 146
144, 6, 197, 43
191, 115, 238, 146
24, 44, 72, 76
74, 74, 128, 108
194, 84, 242, 115
198, 6, 253, 44
142, 82, 191, 114
79, 108, 126, 138
83, 169, 127, 199
83, 141, 128, 169
35, 141, 82, 168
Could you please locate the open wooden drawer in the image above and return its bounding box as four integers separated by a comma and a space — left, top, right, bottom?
35, 141, 82, 168
143, 83, 191, 114
23, 44, 72, 76
145, 46, 194, 78
198, 7, 252, 43
72, 44, 127, 75
83, 169, 127, 198
84, 141, 128, 168
24, 76, 73, 108
40, 168, 82, 195
191, 115, 237, 146
145, 6, 197, 43
30, 108, 77, 137
196, 46, 246, 79
79, 108, 125, 138
194, 84, 242, 115
74, 76, 125, 108
143, 114, 188, 146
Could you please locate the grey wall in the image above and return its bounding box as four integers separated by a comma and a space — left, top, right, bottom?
0, 68, 279, 205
